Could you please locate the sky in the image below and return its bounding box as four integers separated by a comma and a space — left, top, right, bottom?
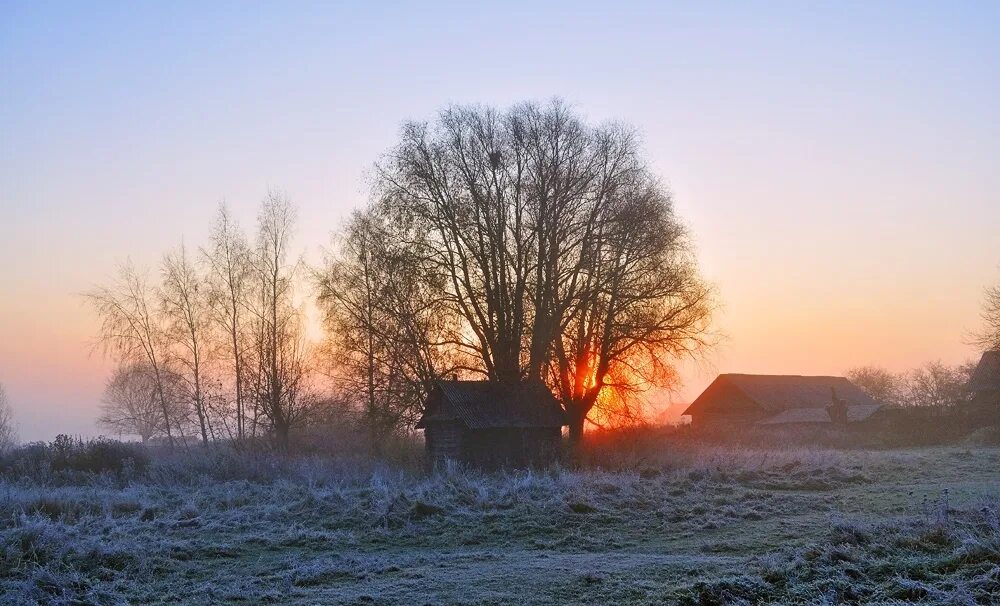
1, 1, 998, 440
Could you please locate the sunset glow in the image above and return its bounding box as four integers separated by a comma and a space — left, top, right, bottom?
2, 2, 998, 441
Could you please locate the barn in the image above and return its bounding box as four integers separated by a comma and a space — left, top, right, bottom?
415, 379, 567, 468
683, 374, 882, 431
967, 350, 1000, 424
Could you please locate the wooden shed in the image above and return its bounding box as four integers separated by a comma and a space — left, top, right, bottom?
415, 380, 566, 468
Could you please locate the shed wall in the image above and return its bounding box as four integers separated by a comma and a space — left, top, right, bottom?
425, 425, 561, 469
424, 421, 464, 464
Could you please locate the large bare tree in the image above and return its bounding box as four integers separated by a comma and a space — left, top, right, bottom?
373, 100, 713, 441
86, 262, 182, 447
378, 105, 532, 382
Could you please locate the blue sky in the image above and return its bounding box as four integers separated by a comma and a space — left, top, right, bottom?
1, 1, 998, 440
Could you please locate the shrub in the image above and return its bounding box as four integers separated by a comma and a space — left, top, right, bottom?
0, 436, 149, 482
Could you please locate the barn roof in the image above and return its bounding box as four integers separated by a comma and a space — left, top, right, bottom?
968, 351, 1000, 392
416, 380, 566, 429
683, 374, 881, 419
757, 403, 882, 426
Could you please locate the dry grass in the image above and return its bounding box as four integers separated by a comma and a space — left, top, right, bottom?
0, 437, 997, 604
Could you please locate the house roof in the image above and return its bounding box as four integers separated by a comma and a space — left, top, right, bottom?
683, 374, 882, 418
757, 404, 882, 426
968, 351, 1000, 392
415, 380, 566, 429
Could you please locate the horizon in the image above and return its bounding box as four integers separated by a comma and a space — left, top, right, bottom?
3, 2, 999, 441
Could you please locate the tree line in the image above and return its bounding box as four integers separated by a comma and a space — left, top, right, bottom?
845, 290, 1000, 410
846, 361, 978, 410
87, 194, 309, 449
87, 100, 715, 450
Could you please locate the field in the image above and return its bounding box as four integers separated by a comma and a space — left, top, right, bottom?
1, 441, 998, 605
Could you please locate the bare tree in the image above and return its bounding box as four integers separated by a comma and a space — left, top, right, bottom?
245, 191, 310, 448
0, 383, 17, 453
374, 100, 713, 442
317, 208, 458, 451
550, 178, 713, 441
85, 262, 181, 447
376, 100, 623, 383
98, 362, 177, 443
973, 283, 1000, 352
899, 361, 972, 409
203, 204, 252, 442
846, 365, 903, 406
161, 243, 214, 445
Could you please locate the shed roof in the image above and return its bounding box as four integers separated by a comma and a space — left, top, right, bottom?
416, 380, 566, 429
683, 374, 881, 418
968, 351, 1000, 392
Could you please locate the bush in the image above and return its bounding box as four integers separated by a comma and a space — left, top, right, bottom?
0, 435, 150, 482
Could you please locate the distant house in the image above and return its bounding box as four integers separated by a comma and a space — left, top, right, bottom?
967, 351, 1000, 424
682, 374, 882, 430
415, 380, 566, 468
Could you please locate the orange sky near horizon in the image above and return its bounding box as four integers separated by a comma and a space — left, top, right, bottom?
2, 2, 998, 441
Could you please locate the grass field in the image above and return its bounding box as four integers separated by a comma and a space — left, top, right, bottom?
2, 443, 998, 605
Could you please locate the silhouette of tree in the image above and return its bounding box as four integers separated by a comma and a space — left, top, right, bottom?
973, 283, 1000, 352
316, 208, 460, 451
550, 180, 712, 441
373, 100, 713, 442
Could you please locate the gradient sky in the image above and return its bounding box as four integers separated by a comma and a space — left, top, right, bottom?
2, 2, 998, 440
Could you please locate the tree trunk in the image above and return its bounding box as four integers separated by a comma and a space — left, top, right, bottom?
193, 366, 209, 446
567, 409, 586, 446
566, 389, 600, 450
152, 366, 175, 449
232, 325, 244, 443
274, 420, 290, 451
196, 401, 209, 446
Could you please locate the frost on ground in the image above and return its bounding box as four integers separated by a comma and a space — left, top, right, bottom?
0, 444, 998, 605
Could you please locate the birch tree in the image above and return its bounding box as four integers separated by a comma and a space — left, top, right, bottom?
161, 243, 213, 445
203, 205, 252, 441
245, 192, 310, 448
